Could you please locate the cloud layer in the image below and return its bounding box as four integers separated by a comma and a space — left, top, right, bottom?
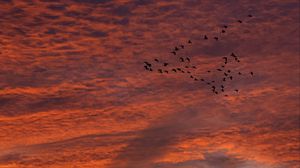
0, 0, 299, 167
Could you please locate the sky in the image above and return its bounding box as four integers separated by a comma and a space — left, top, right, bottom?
0, 0, 299, 168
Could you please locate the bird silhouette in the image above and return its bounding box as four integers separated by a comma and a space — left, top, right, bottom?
163, 63, 168, 66
164, 70, 169, 73
224, 94, 228, 97
190, 75, 194, 78
171, 51, 176, 55
224, 72, 228, 76
144, 61, 151, 67
188, 40, 192, 44
221, 30, 226, 33
172, 69, 177, 72
180, 45, 184, 49
186, 57, 190, 62
229, 76, 233, 80
217, 69, 222, 71
144, 65, 149, 70
214, 37, 219, 41
227, 70, 231, 73
204, 35, 208, 40
223, 78, 226, 81
238, 72, 242, 75
158, 69, 163, 73
154, 59, 159, 62
248, 14, 253, 17
180, 57, 184, 62
235, 89, 239, 92
250, 72, 254, 76
207, 70, 211, 73
187, 71, 191, 73
177, 68, 181, 71
223, 25, 228, 29
231, 53, 237, 57
194, 78, 198, 81
174, 46, 179, 51
192, 66, 196, 69
237, 20, 243, 23
201, 78, 205, 81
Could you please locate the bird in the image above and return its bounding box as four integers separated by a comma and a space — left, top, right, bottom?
221, 30, 226, 33
227, 70, 231, 73
171, 51, 176, 55
250, 72, 254, 76
186, 57, 190, 62
200, 78, 205, 81
221, 85, 224, 88
235, 89, 239, 92
192, 66, 196, 69
238, 72, 242, 75
248, 14, 253, 17
222, 57, 228, 60
180, 57, 184, 62
204, 35, 208, 40
180, 45, 184, 49
221, 89, 224, 92
144, 61, 151, 67
190, 75, 194, 78
174, 46, 179, 51
185, 66, 189, 68
172, 69, 177, 72
144, 65, 149, 70
149, 68, 153, 71
177, 68, 181, 71
223, 78, 226, 81
211, 80, 215, 83
188, 40, 192, 44
221, 65, 225, 68
223, 25, 228, 28
163, 63, 168, 66
154, 59, 159, 62
217, 69, 222, 71
164, 70, 168, 73
224, 72, 228, 76
231, 53, 237, 57
181, 70, 185, 73
214, 37, 219, 41
215, 91, 219, 94
237, 20, 242, 23
187, 71, 191, 74
224, 94, 228, 97
207, 70, 211, 73
229, 76, 233, 80
194, 78, 198, 81
158, 69, 163, 73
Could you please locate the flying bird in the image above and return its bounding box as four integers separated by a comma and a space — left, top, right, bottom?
186, 57, 190, 62
204, 35, 208, 40
248, 14, 253, 17
163, 63, 168, 66
214, 37, 219, 41
180, 57, 184, 62
154, 59, 159, 62
180, 45, 184, 49
171, 51, 176, 55
192, 66, 196, 69
237, 20, 243, 23
172, 69, 177, 72
188, 40, 192, 44
174, 46, 179, 51
229, 76, 233, 80
223, 25, 228, 28
221, 30, 226, 33
158, 69, 163, 73
235, 89, 239, 92
250, 72, 254, 76
238, 72, 242, 75
164, 70, 168, 73
217, 69, 222, 71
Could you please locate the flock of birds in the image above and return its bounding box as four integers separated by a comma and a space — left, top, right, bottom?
143, 14, 255, 96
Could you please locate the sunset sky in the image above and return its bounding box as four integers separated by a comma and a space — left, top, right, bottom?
0, 0, 299, 168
